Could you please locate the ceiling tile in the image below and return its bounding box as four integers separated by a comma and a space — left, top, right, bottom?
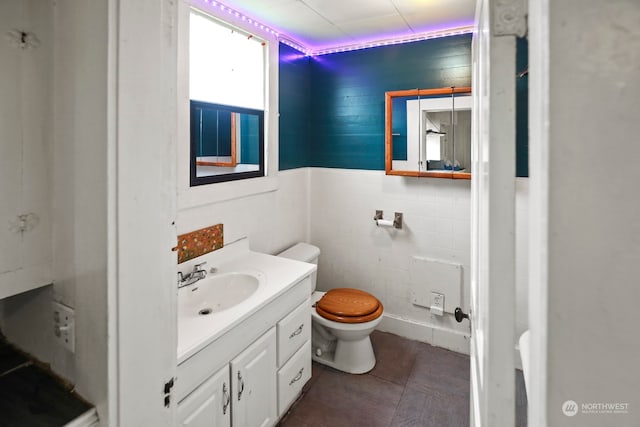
393, 0, 475, 31
337, 14, 412, 40
211, 0, 475, 51
214, 0, 349, 45
302, 0, 398, 23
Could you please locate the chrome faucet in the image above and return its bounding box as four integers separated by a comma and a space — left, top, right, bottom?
177, 262, 208, 288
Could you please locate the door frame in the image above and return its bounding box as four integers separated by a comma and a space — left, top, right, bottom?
470, 0, 526, 425
108, 0, 178, 425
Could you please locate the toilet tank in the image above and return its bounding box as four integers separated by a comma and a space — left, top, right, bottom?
277, 243, 320, 292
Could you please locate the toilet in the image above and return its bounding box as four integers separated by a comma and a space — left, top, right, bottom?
278, 243, 383, 374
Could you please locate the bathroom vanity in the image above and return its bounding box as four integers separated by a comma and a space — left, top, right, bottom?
175, 239, 315, 426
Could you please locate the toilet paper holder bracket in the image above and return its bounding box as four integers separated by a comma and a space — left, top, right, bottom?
374, 210, 403, 229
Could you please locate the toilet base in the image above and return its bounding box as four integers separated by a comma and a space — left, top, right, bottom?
312, 335, 376, 374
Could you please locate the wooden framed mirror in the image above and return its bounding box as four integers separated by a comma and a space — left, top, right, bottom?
385, 86, 472, 179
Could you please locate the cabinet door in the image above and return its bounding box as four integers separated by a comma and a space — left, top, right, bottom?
177, 365, 231, 427
0, 1, 52, 299
231, 327, 277, 427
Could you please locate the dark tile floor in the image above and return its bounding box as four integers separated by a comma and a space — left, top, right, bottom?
279, 331, 527, 427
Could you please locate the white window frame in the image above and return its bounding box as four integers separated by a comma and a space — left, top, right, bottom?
177, 0, 279, 210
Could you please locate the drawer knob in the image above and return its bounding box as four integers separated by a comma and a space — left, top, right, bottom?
289, 324, 304, 339
289, 367, 304, 386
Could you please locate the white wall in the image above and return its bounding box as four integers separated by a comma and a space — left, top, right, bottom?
177, 168, 310, 255
0, 0, 110, 421
529, 0, 640, 425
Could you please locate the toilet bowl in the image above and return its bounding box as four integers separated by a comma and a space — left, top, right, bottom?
278, 243, 383, 374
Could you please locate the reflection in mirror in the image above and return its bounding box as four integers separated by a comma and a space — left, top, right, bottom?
190, 101, 264, 186
386, 87, 471, 179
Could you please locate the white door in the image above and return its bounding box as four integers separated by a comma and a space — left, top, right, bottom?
469, 0, 521, 425
177, 365, 231, 427
231, 328, 278, 427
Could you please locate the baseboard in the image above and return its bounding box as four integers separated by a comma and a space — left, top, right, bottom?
377, 313, 470, 355
378, 314, 526, 370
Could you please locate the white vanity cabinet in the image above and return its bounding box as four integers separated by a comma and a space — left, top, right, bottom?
176, 273, 314, 427
177, 364, 231, 427
277, 340, 311, 417
231, 328, 277, 427
276, 299, 312, 417
177, 328, 277, 427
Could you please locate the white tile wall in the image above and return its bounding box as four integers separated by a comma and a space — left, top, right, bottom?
176, 167, 530, 354
309, 168, 473, 350
308, 168, 530, 353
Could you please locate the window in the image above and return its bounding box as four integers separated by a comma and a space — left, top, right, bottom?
189, 10, 266, 185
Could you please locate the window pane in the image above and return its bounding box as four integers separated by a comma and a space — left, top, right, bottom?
190, 11, 264, 110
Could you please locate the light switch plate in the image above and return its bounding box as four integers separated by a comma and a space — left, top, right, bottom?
52, 301, 75, 353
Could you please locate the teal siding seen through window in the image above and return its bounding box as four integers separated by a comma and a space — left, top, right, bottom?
240, 113, 260, 164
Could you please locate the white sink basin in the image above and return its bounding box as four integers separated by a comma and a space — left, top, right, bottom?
176, 238, 317, 363
179, 272, 260, 317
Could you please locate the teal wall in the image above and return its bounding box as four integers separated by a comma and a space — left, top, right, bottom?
279, 34, 529, 175
310, 35, 471, 170
279, 44, 311, 170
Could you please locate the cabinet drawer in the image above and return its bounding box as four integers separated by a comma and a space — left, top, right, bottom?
277, 298, 311, 366
277, 340, 311, 417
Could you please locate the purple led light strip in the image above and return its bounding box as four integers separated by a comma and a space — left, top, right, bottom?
311, 26, 474, 56
198, 0, 472, 56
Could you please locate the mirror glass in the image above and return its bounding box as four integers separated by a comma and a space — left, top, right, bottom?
191, 101, 264, 185
386, 87, 472, 179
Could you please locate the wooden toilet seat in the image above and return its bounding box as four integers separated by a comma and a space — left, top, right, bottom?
315, 288, 383, 323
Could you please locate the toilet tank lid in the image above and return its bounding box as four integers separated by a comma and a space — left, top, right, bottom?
278, 242, 320, 262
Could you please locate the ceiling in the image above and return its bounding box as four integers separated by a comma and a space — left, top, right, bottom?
216, 0, 476, 54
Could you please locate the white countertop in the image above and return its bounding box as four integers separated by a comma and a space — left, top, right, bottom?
177, 239, 316, 364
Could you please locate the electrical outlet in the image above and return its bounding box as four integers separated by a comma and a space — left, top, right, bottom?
431, 292, 445, 316
52, 301, 75, 353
